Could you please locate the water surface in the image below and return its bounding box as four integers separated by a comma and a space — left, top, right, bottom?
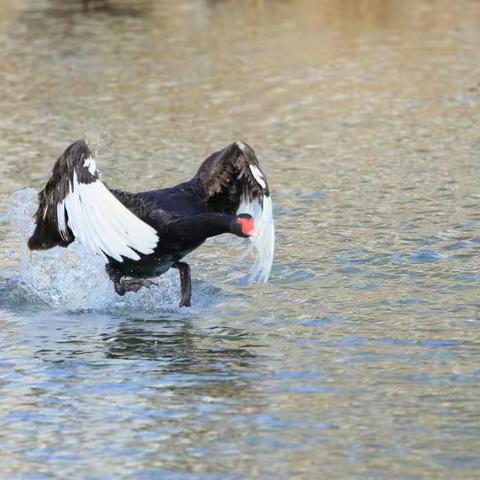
1, 0, 480, 478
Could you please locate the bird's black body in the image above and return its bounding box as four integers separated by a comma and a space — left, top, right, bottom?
108, 179, 246, 279
108, 186, 209, 277
28, 140, 274, 307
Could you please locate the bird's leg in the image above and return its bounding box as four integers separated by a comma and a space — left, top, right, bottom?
173, 262, 192, 307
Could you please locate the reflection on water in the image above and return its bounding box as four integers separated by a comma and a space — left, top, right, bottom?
34, 0, 154, 16
1, 0, 480, 478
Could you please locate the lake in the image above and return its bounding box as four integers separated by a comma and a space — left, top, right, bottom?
0, 0, 479, 478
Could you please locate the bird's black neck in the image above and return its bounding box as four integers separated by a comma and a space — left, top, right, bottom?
167, 213, 235, 246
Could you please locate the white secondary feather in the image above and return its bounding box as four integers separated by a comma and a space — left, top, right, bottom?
83, 156, 97, 176
56, 169, 158, 262
238, 188, 275, 283
57, 200, 67, 239
249, 164, 266, 189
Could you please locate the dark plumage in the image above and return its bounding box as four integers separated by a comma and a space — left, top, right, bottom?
28, 140, 274, 306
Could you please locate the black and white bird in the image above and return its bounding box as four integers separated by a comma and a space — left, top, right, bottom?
28, 140, 274, 306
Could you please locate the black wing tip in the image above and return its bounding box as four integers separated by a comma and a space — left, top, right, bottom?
27, 234, 43, 250
63, 139, 92, 160
27, 226, 70, 251
27, 235, 57, 251
234, 140, 249, 151
234, 140, 255, 154
233, 141, 259, 166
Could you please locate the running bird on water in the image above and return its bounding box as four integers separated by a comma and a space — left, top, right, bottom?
28, 140, 274, 307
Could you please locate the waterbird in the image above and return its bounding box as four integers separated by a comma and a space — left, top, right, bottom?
28, 140, 274, 307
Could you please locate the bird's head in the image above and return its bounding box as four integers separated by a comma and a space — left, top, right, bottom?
233, 213, 255, 238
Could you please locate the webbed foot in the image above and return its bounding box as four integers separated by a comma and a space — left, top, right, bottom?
114, 278, 157, 296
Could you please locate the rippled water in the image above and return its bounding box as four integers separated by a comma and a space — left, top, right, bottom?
1, 0, 480, 478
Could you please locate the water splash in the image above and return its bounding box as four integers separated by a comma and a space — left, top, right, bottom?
3, 188, 181, 312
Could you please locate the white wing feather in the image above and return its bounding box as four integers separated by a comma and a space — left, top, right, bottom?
57, 163, 158, 262
237, 165, 275, 283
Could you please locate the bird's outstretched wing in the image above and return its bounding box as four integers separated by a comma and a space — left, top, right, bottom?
194, 141, 275, 282
28, 139, 158, 262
